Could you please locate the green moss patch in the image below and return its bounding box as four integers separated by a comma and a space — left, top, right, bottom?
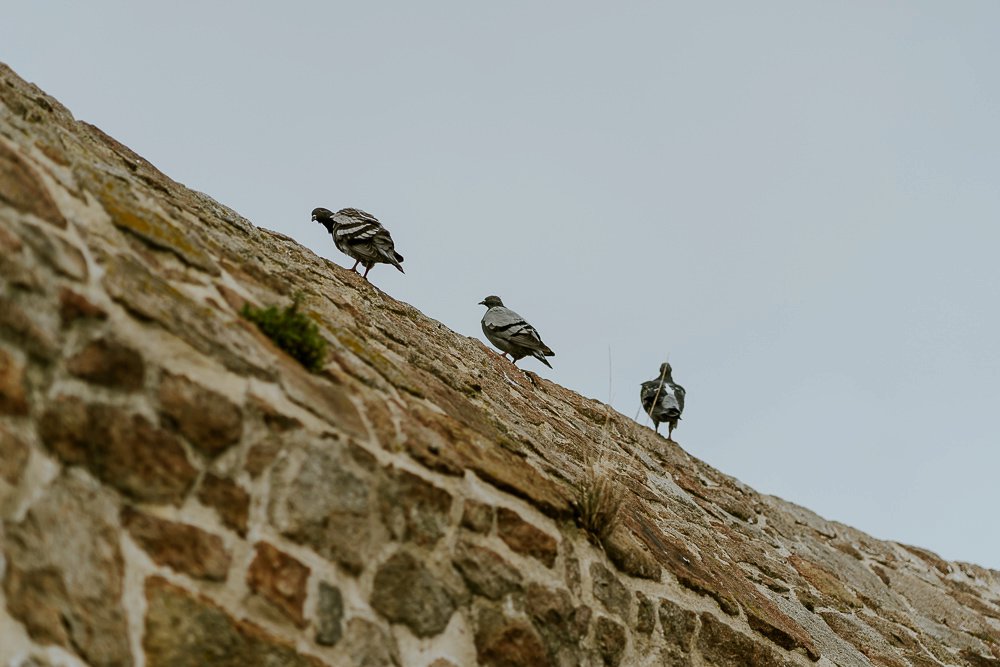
242, 294, 327, 372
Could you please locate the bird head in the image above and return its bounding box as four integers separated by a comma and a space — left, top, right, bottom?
659, 362, 673, 379
479, 295, 504, 308
311, 207, 335, 231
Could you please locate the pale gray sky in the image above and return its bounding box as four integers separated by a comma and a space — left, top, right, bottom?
4, 1, 999, 568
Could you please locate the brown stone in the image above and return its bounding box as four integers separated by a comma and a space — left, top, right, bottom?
0, 295, 58, 360
378, 466, 453, 546
0, 425, 29, 485
102, 253, 272, 379
496, 507, 558, 567
601, 522, 661, 581
196, 473, 249, 536
277, 352, 366, 438
0, 346, 28, 414
3, 471, 131, 667
453, 539, 523, 600
594, 615, 627, 667
475, 606, 552, 667
38, 395, 197, 504
461, 499, 495, 533
20, 223, 88, 280
524, 583, 589, 664
158, 372, 243, 456
66, 337, 145, 390
59, 287, 107, 324
246, 542, 310, 627
143, 577, 324, 667
697, 613, 795, 667
0, 140, 66, 227
659, 597, 698, 648
122, 507, 231, 581
370, 550, 459, 637
591, 562, 631, 618
789, 554, 860, 610
636, 592, 655, 635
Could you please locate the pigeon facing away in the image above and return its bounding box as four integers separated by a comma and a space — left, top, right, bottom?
640, 362, 686, 439
312, 207, 404, 280
479, 295, 555, 368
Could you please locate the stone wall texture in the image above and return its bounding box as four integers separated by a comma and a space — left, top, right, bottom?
1, 61, 999, 667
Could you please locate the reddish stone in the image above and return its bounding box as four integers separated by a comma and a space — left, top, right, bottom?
158, 372, 243, 456
246, 542, 310, 627
38, 395, 197, 504
144, 577, 324, 667
496, 508, 558, 568
122, 507, 231, 581
59, 287, 107, 324
66, 337, 145, 390
475, 606, 552, 667
196, 473, 250, 536
0, 347, 29, 415
0, 141, 66, 227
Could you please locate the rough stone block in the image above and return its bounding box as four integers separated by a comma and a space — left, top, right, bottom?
370, 550, 459, 638
158, 371, 243, 456
0, 346, 29, 414
39, 395, 197, 504
314, 581, 344, 646
378, 466, 453, 546
591, 562, 631, 619
67, 337, 145, 390
246, 542, 311, 627
3, 471, 132, 667
196, 473, 249, 536
122, 507, 231, 581
453, 539, 523, 600
461, 499, 495, 533
143, 577, 324, 667
496, 507, 558, 568
474, 606, 552, 667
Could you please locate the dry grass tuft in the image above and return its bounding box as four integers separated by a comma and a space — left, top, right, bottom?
573, 463, 625, 544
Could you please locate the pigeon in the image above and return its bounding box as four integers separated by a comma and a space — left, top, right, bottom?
479, 295, 555, 368
640, 362, 686, 439
311, 207, 404, 280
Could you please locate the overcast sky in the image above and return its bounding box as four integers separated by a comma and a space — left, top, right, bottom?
4, 2, 999, 568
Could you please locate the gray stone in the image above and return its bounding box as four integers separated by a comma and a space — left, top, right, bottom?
370, 550, 458, 637
697, 612, 795, 667
340, 618, 401, 667
271, 443, 376, 574
378, 466, 453, 546
591, 562, 630, 618
315, 582, 344, 646
453, 539, 523, 600
636, 591, 655, 635
3, 471, 132, 667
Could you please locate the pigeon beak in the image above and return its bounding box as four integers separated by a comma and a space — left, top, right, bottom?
311, 215, 317, 221
478, 300, 485, 305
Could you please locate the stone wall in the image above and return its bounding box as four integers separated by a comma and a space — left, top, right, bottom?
1, 61, 999, 667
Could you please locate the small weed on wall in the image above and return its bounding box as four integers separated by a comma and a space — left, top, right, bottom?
242, 293, 327, 372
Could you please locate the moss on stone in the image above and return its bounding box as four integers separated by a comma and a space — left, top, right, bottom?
242, 294, 326, 372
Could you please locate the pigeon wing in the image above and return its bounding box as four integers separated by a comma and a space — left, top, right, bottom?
483, 307, 551, 355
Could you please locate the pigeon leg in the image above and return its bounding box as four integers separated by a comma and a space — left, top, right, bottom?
349, 260, 360, 273
667, 423, 675, 441
361, 263, 373, 280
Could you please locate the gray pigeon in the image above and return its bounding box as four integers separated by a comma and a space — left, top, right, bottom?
479, 295, 555, 368
312, 207, 404, 280
640, 362, 686, 439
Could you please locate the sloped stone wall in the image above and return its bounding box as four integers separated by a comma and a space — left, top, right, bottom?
2, 61, 1000, 667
